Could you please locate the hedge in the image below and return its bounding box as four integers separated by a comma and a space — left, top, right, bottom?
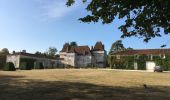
154, 56, 170, 71
110, 56, 135, 70
19, 58, 36, 70
0, 55, 6, 69
20, 62, 32, 70
3, 62, 16, 71
34, 62, 44, 69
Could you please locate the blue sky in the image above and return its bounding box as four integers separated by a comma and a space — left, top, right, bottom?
0, 0, 170, 53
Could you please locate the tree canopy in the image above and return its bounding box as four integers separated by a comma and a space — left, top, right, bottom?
47, 47, 58, 57
67, 0, 170, 42
109, 40, 125, 54
0, 48, 9, 55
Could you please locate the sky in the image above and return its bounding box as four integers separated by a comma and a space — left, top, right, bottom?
0, 0, 170, 53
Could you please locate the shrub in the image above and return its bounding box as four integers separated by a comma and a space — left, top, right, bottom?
3, 62, 16, 71
64, 64, 74, 68
20, 62, 32, 70
34, 62, 44, 69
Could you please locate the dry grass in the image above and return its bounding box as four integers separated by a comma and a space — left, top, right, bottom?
0, 69, 170, 100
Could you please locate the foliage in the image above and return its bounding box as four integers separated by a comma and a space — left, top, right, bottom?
35, 51, 42, 55
136, 55, 148, 70
34, 62, 44, 69
154, 55, 170, 71
20, 58, 36, 70
64, 64, 74, 68
0, 48, 9, 55
67, 0, 170, 42
109, 40, 125, 54
47, 47, 58, 57
110, 56, 134, 70
20, 62, 32, 70
0, 51, 8, 69
0, 55, 6, 69
3, 62, 16, 71
109, 54, 170, 71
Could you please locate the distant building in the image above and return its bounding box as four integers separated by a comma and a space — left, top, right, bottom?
6, 42, 107, 69
60, 42, 107, 67
110, 49, 170, 71
6, 50, 64, 69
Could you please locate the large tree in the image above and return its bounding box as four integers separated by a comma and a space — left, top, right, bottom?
0, 48, 9, 55
67, 0, 170, 42
47, 47, 58, 57
0, 48, 9, 69
109, 40, 125, 54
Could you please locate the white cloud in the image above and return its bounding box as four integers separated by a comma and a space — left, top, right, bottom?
37, 0, 81, 20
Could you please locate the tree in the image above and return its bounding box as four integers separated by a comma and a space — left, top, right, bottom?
67, 0, 170, 42
47, 47, 58, 57
109, 40, 125, 54
70, 41, 78, 47
126, 47, 133, 50
1, 48, 9, 55
35, 51, 42, 55
0, 48, 9, 69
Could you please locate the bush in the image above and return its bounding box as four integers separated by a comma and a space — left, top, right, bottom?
155, 56, 170, 71
20, 62, 32, 70
34, 62, 44, 69
64, 64, 74, 68
3, 62, 16, 71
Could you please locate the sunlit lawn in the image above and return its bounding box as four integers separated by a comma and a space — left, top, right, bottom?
0, 69, 170, 100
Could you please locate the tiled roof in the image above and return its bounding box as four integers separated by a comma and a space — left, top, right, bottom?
60, 42, 105, 55
92, 42, 104, 51
111, 49, 170, 55
60, 43, 70, 52
68, 46, 91, 55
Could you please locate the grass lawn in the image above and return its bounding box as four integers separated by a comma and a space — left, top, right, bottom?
0, 69, 170, 100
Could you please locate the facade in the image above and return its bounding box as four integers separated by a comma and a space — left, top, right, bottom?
110, 48, 170, 71
60, 42, 106, 67
6, 51, 64, 68
6, 42, 106, 68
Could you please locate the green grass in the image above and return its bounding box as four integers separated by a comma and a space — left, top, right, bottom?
0, 69, 170, 100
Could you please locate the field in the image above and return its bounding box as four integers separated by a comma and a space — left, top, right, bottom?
0, 69, 170, 100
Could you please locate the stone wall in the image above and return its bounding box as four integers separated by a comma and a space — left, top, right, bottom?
75, 55, 92, 67
92, 51, 106, 67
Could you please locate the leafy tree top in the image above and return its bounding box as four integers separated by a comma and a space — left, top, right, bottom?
67, 0, 170, 42
109, 40, 125, 54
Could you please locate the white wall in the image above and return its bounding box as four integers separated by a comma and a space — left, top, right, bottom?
6, 55, 20, 68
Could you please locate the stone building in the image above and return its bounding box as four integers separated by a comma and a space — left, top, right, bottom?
60, 42, 106, 67
6, 50, 64, 68
110, 49, 170, 71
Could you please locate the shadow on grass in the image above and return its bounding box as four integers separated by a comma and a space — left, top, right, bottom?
0, 75, 170, 100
